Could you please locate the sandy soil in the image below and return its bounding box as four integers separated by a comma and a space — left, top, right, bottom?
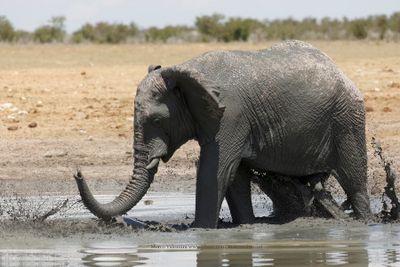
0, 41, 399, 197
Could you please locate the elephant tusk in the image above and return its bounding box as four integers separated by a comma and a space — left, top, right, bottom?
146, 157, 160, 170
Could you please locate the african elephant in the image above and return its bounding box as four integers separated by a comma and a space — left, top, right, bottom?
75, 40, 370, 228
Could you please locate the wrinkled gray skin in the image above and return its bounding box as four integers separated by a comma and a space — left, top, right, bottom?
75, 40, 370, 228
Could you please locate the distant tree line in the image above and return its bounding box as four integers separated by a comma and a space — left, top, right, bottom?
1, 12, 400, 44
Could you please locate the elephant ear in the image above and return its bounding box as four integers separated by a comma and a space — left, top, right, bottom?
148, 64, 161, 73
161, 67, 225, 142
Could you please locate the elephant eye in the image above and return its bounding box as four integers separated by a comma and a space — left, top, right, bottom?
153, 117, 162, 127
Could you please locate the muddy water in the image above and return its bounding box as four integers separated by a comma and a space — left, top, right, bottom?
1, 193, 400, 266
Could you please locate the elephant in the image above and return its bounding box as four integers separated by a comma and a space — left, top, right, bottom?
75, 40, 370, 228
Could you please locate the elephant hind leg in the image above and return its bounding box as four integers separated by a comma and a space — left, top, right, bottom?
333, 132, 370, 220
226, 164, 255, 224
255, 173, 319, 219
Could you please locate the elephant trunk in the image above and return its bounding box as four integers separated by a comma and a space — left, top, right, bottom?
74, 127, 155, 221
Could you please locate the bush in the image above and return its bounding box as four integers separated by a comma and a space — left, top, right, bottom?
375, 15, 388, 40
13, 30, 33, 43
221, 18, 265, 42
73, 22, 138, 43
0, 16, 14, 42
389, 12, 400, 33
265, 18, 298, 40
3, 12, 400, 44
196, 14, 265, 42
195, 14, 225, 39
144, 25, 193, 43
350, 19, 368, 39
33, 16, 66, 43
71, 23, 94, 43
319, 17, 343, 40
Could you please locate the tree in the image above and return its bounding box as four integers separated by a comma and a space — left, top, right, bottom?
72, 23, 95, 43
350, 19, 368, 39
0, 16, 14, 42
220, 18, 264, 42
50, 16, 66, 30
195, 14, 224, 39
389, 12, 400, 33
145, 25, 192, 43
267, 18, 298, 40
95, 22, 130, 43
376, 15, 388, 40
33, 16, 66, 43
72, 22, 139, 43
13, 30, 32, 43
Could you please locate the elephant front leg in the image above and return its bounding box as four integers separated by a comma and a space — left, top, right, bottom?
193, 142, 241, 228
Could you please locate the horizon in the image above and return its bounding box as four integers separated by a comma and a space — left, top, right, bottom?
1, 0, 399, 33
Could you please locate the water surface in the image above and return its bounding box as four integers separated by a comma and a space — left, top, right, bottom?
0, 193, 399, 266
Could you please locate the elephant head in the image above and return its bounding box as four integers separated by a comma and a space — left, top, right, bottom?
74, 65, 225, 221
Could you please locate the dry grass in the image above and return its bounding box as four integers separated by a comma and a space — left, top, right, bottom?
1, 42, 399, 140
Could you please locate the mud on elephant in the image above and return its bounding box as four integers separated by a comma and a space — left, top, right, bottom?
75, 40, 370, 228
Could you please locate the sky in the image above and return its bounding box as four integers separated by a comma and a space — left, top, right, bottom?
1, 0, 400, 32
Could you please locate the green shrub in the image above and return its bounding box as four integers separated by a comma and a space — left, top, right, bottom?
144, 25, 192, 43
73, 22, 138, 43
265, 18, 298, 40
375, 15, 388, 39
13, 30, 32, 43
0, 16, 14, 42
221, 18, 265, 42
196, 14, 265, 42
350, 19, 368, 39
3, 12, 400, 44
33, 16, 66, 43
195, 14, 225, 38
388, 12, 400, 33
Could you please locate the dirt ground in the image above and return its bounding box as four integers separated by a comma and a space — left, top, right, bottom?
0, 41, 399, 197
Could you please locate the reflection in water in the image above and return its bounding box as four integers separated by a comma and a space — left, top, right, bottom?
0, 250, 74, 267
367, 224, 400, 267
195, 243, 369, 267
75, 241, 400, 267
1, 237, 400, 266
197, 248, 254, 267
81, 246, 147, 266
